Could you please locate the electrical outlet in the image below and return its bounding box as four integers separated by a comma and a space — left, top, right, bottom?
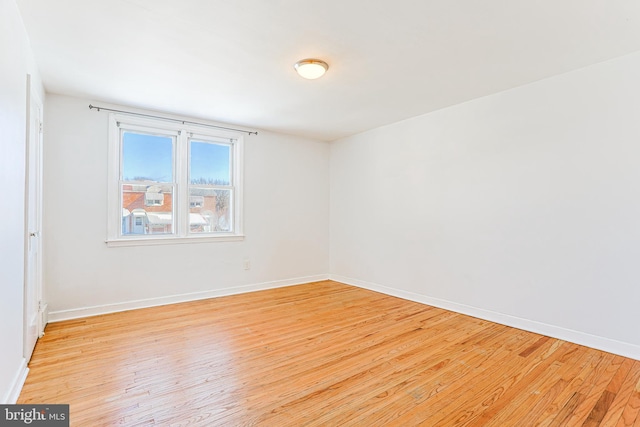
243, 259, 251, 270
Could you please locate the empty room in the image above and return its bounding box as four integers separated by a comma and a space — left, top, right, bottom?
3, 0, 640, 425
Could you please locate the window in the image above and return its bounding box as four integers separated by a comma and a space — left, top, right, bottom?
107, 114, 244, 246
145, 186, 165, 207
189, 196, 204, 208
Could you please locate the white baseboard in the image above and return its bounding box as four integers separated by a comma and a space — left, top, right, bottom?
48, 275, 329, 322
46, 273, 640, 360
3, 358, 28, 404
330, 274, 640, 361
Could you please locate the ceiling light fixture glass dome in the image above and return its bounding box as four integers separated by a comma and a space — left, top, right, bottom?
294, 59, 329, 79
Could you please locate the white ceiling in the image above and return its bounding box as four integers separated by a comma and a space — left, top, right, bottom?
16, 0, 640, 141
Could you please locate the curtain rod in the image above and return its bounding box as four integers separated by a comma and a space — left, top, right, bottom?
88, 104, 258, 135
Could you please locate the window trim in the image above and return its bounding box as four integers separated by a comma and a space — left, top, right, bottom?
107, 113, 244, 247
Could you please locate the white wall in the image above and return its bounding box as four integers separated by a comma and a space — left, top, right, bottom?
0, 0, 44, 403
44, 95, 330, 319
330, 51, 640, 359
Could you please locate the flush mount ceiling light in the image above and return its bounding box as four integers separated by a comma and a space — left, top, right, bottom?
294, 59, 329, 79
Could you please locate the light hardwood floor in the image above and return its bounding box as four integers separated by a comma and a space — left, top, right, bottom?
19, 281, 640, 426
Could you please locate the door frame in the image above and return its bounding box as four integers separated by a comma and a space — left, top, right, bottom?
24, 74, 44, 362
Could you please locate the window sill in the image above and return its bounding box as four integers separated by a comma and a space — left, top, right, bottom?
106, 234, 245, 247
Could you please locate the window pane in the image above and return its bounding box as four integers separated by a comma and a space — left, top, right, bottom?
189, 187, 232, 233
122, 184, 174, 235
190, 141, 230, 185
122, 131, 173, 182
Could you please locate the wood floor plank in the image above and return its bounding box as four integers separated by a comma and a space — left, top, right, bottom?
597, 359, 639, 426
561, 352, 622, 426
457, 340, 576, 427
472, 345, 590, 427
535, 348, 605, 427
18, 280, 640, 426
340, 328, 538, 427
267, 322, 510, 426
618, 364, 640, 427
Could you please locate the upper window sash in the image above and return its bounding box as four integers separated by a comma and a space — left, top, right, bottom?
119, 126, 177, 182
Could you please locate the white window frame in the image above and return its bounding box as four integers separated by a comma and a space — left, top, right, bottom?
107, 113, 244, 247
